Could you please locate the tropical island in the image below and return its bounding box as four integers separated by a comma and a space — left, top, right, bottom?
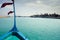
0, 13, 60, 19
30, 13, 60, 19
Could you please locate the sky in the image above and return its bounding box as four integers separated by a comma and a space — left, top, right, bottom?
0, 0, 60, 16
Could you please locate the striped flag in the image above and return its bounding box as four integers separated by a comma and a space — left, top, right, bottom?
8, 11, 14, 15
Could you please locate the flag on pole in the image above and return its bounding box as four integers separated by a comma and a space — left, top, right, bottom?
12, 0, 14, 2
8, 11, 14, 15
1, 3, 13, 8
1, 0, 14, 15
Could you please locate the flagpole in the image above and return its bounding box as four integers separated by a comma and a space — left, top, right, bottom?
13, 0, 16, 27
10, 0, 18, 32
0, 0, 28, 40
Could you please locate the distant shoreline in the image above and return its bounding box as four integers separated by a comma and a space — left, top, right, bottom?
29, 13, 60, 19
29, 16, 60, 19
0, 16, 8, 18
0, 15, 60, 19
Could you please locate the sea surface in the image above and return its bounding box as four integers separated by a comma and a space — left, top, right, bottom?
0, 17, 60, 40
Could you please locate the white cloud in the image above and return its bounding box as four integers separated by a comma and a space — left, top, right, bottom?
25, 0, 45, 7
40, 0, 60, 6
0, 0, 60, 16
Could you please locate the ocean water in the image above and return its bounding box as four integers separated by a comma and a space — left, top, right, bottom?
0, 17, 60, 40
4, 35, 20, 40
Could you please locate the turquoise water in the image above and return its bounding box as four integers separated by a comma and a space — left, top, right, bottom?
4, 35, 20, 40
0, 17, 60, 40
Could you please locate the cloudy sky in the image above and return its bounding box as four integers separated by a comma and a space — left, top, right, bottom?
0, 0, 60, 16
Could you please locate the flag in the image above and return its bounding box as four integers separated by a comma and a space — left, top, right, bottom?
8, 11, 14, 15
1, 0, 14, 15
12, 0, 14, 2
1, 3, 13, 8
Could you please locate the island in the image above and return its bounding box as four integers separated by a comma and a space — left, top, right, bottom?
30, 13, 60, 19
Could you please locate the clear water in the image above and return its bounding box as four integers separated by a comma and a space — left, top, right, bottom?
0, 17, 60, 40
4, 35, 20, 40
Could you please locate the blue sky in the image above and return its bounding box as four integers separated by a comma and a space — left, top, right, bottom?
0, 0, 60, 16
